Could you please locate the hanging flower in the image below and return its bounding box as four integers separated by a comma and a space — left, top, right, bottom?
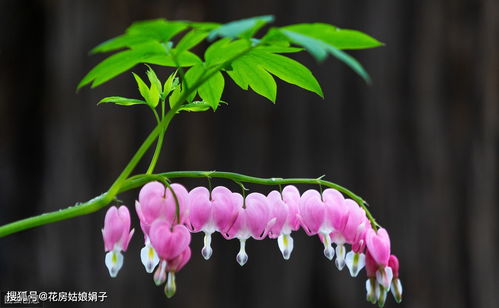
187, 186, 239, 260
267, 185, 300, 260
102, 205, 134, 278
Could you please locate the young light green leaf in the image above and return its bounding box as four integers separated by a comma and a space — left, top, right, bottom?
163, 71, 178, 94
169, 86, 182, 109
148, 82, 161, 108
207, 15, 274, 41
198, 71, 225, 110
98, 96, 147, 106
145, 66, 162, 95
227, 58, 277, 102
281, 29, 371, 83
132, 73, 150, 102
282, 23, 383, 50
246, 50, 323, 97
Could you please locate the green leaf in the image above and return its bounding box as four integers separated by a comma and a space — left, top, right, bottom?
282, 23, 383, 50
169, 86, 182, 109
207, 15, 274, 41
91, 19, 188, 54
281, 29, 371, 83
246, 50, 323, 97
183, 64, 204, 102
132, 73, 150, 102
78, 42, 200, 89
198, 71, 225, 110
163, 71, 179, 94
176, 29, 209, 52
145, 66, 162, 94
144, 50, 202, 67
204, 38, 251, 66
178, 101, 212, 112
227, 58, 276, 102
98, 96, 147, 106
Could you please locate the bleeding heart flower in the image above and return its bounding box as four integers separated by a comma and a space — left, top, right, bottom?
149, 220, 191, 261
187, 186, 238, 260
226, 192, 275, 266
102, 205, 135, 278
136, 182, 189, 273
389, 255, 403, 303
267, 185, 301, 260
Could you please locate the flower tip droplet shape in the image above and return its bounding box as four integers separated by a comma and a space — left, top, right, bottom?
201, 233, 213, 260
102, 205, 134, 278
236, 239, 248, 266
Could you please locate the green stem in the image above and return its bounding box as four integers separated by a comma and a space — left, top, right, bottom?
123, 171, 379, 230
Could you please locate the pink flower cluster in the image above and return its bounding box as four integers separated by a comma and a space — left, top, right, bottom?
101, 181, 403, 305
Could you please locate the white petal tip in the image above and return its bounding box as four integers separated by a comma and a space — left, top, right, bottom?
323, 247, 334, 260
278, 234, 294, 260
105, 250, 124, 278
345, 251, 365, 277
391, 278, 403, 303
141, 244, 160, 274
201, 246, 213, 260
236, 252, 248, 266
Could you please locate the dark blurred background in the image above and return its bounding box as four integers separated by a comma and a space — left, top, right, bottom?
0, 0, 498, 307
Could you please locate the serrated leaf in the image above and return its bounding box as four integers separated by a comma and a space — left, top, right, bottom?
91, 19, 188, 54
281, 29, 371, 83
176, 29, 209, 52
246, 50, 323, 98
132, 73, 150, 102
198, 71, 224, 110
228, 58, 276, 102
282, 23, 383, 50
98, 96, 147, 106
145, 66, 162, 94
207, 15, 274, 41
163, 71, 178, 94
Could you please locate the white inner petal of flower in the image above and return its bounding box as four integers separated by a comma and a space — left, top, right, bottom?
321, 232, 334, 260
201, 232, 213, 260
345, 251, 365, 277
391, 278, 403, 303
334, 244, 346, 270
376, 266, 393, 290
236, 239, 248, 266
105, 249, 124, 278
140, 241, 160, 273
277, 233, 294, 260
366, 277, 380, 304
